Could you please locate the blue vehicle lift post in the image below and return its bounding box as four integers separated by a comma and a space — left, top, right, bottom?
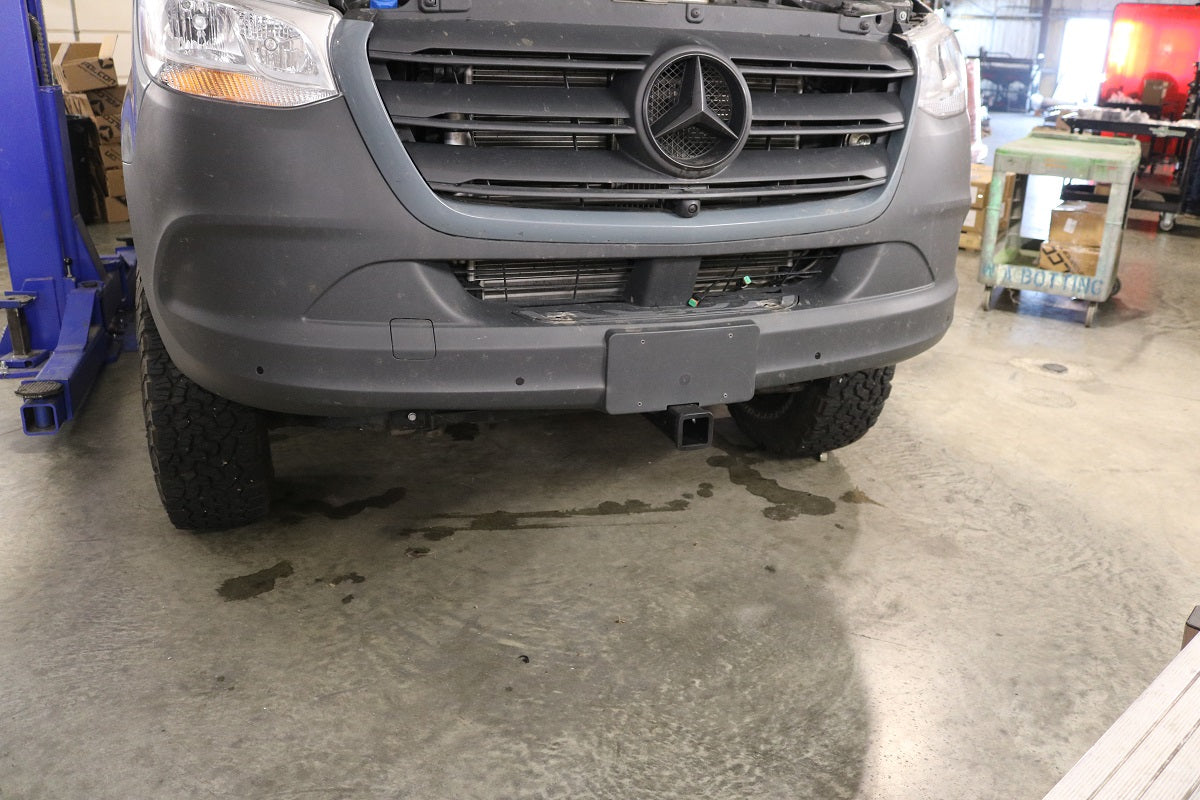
0, 0, 136, 434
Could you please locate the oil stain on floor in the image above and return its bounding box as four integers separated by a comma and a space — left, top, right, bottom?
840, 488, 882, 506
218, 560, 294, 601
273, 480, 408, 523
263, 433, 844, 554
707, 440, 835, 520
392, 497, 690, 540
316, 572, 366, 586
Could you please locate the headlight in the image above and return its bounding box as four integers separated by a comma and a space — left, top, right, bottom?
904, 15, 967, 119
137, 0, 340, 107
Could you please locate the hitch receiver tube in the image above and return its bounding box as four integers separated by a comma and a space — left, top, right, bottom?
647, 404, 714, 451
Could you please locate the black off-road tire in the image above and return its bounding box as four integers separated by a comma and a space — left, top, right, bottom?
137, 278, 273, 531
729, 366, 895, 458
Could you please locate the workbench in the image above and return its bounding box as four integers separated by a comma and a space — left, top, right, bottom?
1063, 114, 1200, 232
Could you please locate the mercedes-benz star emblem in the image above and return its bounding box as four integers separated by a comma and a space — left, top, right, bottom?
638, 50, 751, 177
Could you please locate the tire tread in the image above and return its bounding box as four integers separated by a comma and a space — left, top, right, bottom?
729, 367, 894, 458
138, 279, 272, 530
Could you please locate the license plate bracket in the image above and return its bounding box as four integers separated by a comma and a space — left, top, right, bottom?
604, 322, 758, 414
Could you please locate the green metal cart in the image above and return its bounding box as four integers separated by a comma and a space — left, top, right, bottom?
978, 131, 1141, 327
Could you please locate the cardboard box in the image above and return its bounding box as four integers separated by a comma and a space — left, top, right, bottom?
91, 114, 121, 144
1049, 201, 1107, 248
1038, 242, 1099, 276
104, 166, 125, 198
963, 164, 1014, 240
969, 163, 992, 209
104, 195, 129, 224
52, 39, 119, 93
959, 220, 1009, 251
970, 183, 987, 208
99, 144, 122, 169
968, 164, 1016, 222
63, 87, 123, 143
62, 91, 92, 119
962, 207, 982, 232
1143, 79, 1169, 107
83, 86, 124, 119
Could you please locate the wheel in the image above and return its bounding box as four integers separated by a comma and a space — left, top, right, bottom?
1109, 277, 1122, 298
1084, 302, 1097, 328
1159, 213, 1176, 232
138, 277, 273, 531
982, 285, 995, 312
729, 367, 894, 458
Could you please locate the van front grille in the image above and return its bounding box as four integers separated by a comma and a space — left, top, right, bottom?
368, 21, 913, 214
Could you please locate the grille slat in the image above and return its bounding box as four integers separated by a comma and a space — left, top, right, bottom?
407, 142, 889, 200
750, 91, 904, 123
469, 133, 612, 149
748, 122, 902, 136
375, 82, 628, 121
735, 62, 914, 80
427, 177, 887, 203
390, 117, 635, 137
469, 68, 612, 87
376, 52, 646, 73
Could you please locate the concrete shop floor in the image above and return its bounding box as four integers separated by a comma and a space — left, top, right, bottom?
2, 212, 1200, 797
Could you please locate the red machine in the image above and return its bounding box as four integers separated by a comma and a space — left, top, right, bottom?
1100, 3, 1200, 119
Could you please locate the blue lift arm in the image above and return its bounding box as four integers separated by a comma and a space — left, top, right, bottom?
0, 0, 136, 434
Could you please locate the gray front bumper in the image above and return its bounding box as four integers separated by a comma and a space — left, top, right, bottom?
125, 22, 968, 418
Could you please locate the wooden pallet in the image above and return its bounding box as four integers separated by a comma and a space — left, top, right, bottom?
959, 226, 1008, 252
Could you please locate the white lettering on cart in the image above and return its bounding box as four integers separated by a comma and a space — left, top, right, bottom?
996, 267, 1105, 297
